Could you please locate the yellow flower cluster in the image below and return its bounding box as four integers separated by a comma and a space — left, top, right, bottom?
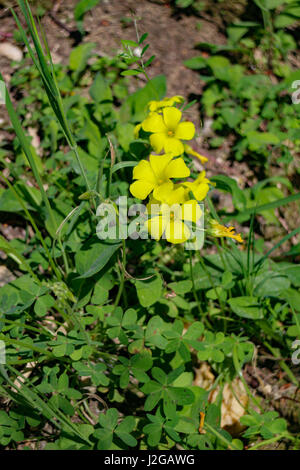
134, 97, 207, 162
130, 153, 209, 244
130, 96, 242, 245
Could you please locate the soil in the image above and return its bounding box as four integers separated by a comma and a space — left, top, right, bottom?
0, 1, 253, 198
0, 0, 225, 122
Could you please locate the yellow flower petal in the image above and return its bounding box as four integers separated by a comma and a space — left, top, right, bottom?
209, 219, 244, 244
142, 112, 166, 133
130, 180, 154, 200
133, 160, 156, 184
150, 132, 167, 153
148, 96, 184, 112
159, 203, 173, 218
175, 121, 195, 140
183, 171, 211, 201
171, 95, 184, 104
165, 220, 190, 244
146, 215, 167, 241
234, 234, 244, 243
149, 153, 173, 178
184, 144, 208, 164
148, 101, 159, 112
153, 181, 174, 202
165, 157, 190, 179
147, 196, 161, 215
184, 181, 209, 201
134, 123, 142, 139
166, 186, 186, 205
195, 171, 210, 185
164, 137, 184, 156
163, 107, 182, 131
193, 183, 209, 201
182, 200, 202, 223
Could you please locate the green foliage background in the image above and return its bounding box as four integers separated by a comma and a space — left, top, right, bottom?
0, 0, 299, 450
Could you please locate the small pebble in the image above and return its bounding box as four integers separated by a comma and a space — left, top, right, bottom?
0, 42, 23, 62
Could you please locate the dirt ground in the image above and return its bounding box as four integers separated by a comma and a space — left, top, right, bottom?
0, 1, 255, 181
0, 1, 224, 94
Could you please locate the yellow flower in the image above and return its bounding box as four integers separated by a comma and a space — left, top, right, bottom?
146, 196, 202, 244
148, 95, 184, 112
147, 182, 186, 211
184, 144, 208, 165
134, 123, 142, 139
130, 154, 190, 201
209, 219, 243, 243
142, 107, 195, 156
182, 171, 211, 201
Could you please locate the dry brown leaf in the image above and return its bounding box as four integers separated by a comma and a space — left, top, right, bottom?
194, 363, 248, 435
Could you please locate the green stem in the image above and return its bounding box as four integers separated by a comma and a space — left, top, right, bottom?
215, 239, 231, 332
1, 318, 53, 337
204, 422, 240, 450
133, 19, 159, 100
66, 301, 91, 347
57, 239, 70, 276
0, 173, 62, 280
263, 340, 299, 386
71, 144, 91, 194
0, 335, 53, 358
291, 305, 300, 337
248, 433, 291, 451
189, 251, 203, 317
114, 239, 127, 310
233, 344, 263, 411
1, 73, 58, 237
198, 252, 226, 315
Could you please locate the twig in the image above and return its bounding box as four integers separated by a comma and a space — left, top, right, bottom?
48, 11, 74, 35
